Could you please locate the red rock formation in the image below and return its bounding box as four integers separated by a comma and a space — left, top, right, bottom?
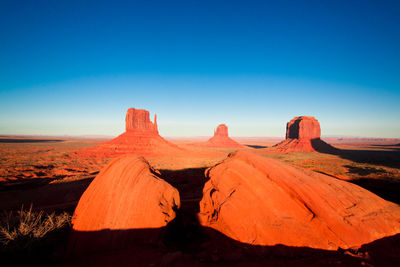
78, 108, 183, 157
274, 116, 336, 152
205, 124, 243, 148
69, 155, 180, 254
286, 116, 320, 140
198, 151, 400, 250
125, 108, 158, 134
214, 124, 228, 137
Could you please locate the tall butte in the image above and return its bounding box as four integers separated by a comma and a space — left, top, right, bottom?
79, 108, 183, 157
125, 108, 159, 134
274, 116, 336, 152
205, 124, 243, 148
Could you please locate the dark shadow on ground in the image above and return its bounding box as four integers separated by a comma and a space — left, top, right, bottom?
0, 138, 64, 143
309, 168, 400, 206
344, 165, 387, 176
160, 168, 209, 249
160, 168, 208, 207
63, 227, 400, 267
310, 138, 339, 153
371, 143, 400, 147
349, 178, 400, 205
245, 144, 268, 149
0, 215, 72, 267
0, 177, 94, 212
312, 140, 400, 169
4, 222, 399, 267
0, 177, 57, 191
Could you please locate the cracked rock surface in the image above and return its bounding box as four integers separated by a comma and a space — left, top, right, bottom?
198, 151, 400, 250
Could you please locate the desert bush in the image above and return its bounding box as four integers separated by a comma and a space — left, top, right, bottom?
0, 205, 71, 250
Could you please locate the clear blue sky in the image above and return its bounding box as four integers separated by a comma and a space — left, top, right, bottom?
0, 0, 399, 138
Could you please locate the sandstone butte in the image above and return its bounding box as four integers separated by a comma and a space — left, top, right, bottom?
205, 124, 244, 148
274, 116, 337, 152
68, 155, 180, 254
198, 151, 400, 250
78, 108, 183, 157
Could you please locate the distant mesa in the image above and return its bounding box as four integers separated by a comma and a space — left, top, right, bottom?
78, 108, 183, 157
286, 115, 320, 140
273, 116, 337, 152
198, 151, 400, 250
68, 155, 180, 254
205, 124, 244, 148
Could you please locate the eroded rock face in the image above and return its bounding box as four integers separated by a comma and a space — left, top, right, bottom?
286, 116, 320, 140
275, 116, 336, 152
206, 124, 243, 148
198, 151, 400, 250
69, 155, 180, 254
125, 108, 158, 134
214, 124, 228, 137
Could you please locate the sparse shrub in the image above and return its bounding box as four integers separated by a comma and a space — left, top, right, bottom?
0, 205, 71, 251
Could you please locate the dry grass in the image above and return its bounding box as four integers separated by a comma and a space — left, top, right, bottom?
0, 205, 71, 249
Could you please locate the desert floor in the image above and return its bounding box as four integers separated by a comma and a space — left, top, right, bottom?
0, 136, 399, 266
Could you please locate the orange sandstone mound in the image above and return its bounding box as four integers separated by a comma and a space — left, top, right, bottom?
68, 155, 180, 254
78, 108, 183, 157
274, 116, 336, 152
198, 151, 400, 250
205, 124, 243, 148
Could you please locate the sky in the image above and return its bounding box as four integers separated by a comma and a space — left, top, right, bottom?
0, 0, 399, 138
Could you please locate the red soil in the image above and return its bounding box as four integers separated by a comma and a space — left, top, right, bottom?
198, 151, 400, 250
